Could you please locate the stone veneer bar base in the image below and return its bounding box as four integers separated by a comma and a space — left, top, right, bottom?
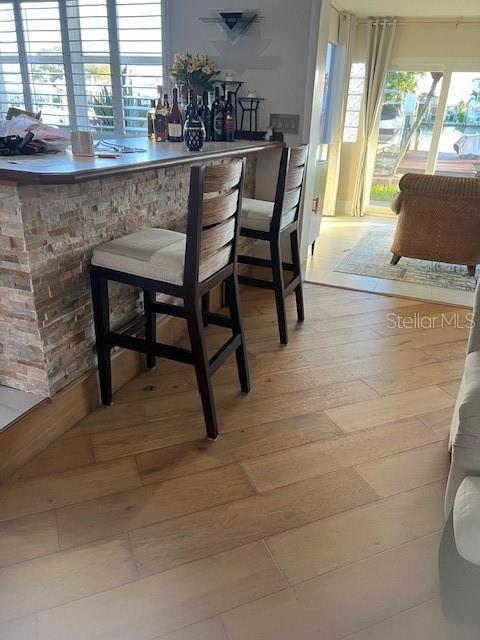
0, 304, 195, 481
0, 155, 255, 396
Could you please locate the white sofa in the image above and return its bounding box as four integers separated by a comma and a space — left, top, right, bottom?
446, 281, 480, 516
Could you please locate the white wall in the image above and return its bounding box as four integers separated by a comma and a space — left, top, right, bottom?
165, 0, 328, 259
165, 0, 318, 146
336, 20, 480, 212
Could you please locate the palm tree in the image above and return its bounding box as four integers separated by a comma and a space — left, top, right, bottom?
390, 72, 443, 175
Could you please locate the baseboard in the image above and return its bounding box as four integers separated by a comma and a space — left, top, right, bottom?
0, 288, 222, 483
334, 200, 353, 216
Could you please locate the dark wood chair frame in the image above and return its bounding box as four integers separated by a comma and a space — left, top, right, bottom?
90, 159, 250, 441
237, 145, 307, 344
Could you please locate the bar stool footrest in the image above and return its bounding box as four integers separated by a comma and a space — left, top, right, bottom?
209, 334, 242, 374
238, 255, 295, 271
284, 274, 302, 297
151, 301, 185, 318
205, 312, 233, 329
106, 332, 194, 364
238, 274, 275, 290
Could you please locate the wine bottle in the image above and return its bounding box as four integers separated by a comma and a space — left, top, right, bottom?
179, 85, 189, 120
155, 93, 169, 142
198, 90, 211, 142
223, 91, 235, 142
185, 89, 197, 120
147, 99, 156, 138
168, 87, 183, 142
211, 87, 224, 142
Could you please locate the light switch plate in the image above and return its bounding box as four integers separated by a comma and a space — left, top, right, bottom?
269, 113, 300, 134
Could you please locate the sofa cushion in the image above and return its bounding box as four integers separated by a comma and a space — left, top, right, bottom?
468, 281, 480, 354
445, 351, 480, 515
454, 476, 480, 565
457, 350, 480, 430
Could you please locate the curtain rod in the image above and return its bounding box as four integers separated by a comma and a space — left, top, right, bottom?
358, 17, 480, 26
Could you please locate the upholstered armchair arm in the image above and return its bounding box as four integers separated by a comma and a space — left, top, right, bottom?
390, 192, 401, 214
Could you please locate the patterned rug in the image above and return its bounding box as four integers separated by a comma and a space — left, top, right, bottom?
334, 226, 478, 292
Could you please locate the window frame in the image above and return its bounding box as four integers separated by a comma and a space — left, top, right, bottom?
0, 0, 165, 136
342, 61, 366, 143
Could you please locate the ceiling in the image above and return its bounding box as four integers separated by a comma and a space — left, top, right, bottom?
333, 0, 480, 18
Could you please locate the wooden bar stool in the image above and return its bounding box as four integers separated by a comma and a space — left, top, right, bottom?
238, 145, 308, 344
90, 158, 250, 440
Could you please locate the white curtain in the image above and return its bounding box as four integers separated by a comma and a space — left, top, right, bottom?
322, 12, 357, 216
352, 17, 397, 216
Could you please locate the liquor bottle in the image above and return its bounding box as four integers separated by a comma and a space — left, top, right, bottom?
211, 87, 224, 142
179, 85, 189, 120
198, 90, 211, 142
223, 91, 235, 142
147, 99, 156, 138
168, 87, 183, 142
155, 93, 169, 142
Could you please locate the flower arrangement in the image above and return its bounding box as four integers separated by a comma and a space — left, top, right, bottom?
170, 53, 219, 90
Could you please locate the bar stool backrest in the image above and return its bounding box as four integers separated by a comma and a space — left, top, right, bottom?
271, 144, 309, 234
184, 158, 245, 287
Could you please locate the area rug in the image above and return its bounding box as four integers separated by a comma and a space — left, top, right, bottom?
334, 226, 478, 292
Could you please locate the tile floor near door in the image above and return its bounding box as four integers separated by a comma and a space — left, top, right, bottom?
0, 386, 45, 431
0, 284, 478, 639
307, 215, 475, 307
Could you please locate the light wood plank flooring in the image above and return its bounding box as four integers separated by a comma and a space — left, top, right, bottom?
306, 215, 475, 307
0, 284, 478, 640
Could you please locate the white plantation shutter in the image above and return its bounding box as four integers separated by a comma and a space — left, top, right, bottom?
0, 0, 164, 134
117, 0, 163, 133
22, 1, 69, 125
0, 3, 27, 119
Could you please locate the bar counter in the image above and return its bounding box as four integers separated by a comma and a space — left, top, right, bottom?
0, 138, 281, 185
0, 138, 281, 396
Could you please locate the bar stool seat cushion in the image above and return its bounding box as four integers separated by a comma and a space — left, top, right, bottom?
241, 197, 295, 232
92, 228, 186, 285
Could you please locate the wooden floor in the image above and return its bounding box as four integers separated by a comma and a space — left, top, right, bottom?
0, 284, 478, 640
306, 216, 475, 307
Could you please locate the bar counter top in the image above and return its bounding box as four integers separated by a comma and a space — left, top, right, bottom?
0, 137, 282, 184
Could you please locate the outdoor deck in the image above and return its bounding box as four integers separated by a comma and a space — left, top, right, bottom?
399, 149, 479, 176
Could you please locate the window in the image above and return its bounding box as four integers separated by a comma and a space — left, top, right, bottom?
343, 62, 365, 142
319, 42, 336, 144
0, 0, 164, 135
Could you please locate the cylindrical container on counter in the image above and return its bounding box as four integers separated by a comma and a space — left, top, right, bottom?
71, 131, 94, 157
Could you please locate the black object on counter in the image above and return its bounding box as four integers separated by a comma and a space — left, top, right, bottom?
184, 101, 206, 152
211, 87, 224, 142
223, 91, 235, 142
238, 97, 264, 139
198, 90, 211, 142
0, 133, 49, 156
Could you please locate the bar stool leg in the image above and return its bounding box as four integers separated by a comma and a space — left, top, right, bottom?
270, 239, 288, 345
185, 297, 219, 440
226, 274, 250, 393
90, 270, 113, 405
201, 292, 210, 327
143, 289, 156, 369
290, 229, 305, 322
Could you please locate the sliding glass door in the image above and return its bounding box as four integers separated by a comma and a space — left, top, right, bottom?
368, 71, 443, 208
366, 66, 480, 212
434, 72, 480, 178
